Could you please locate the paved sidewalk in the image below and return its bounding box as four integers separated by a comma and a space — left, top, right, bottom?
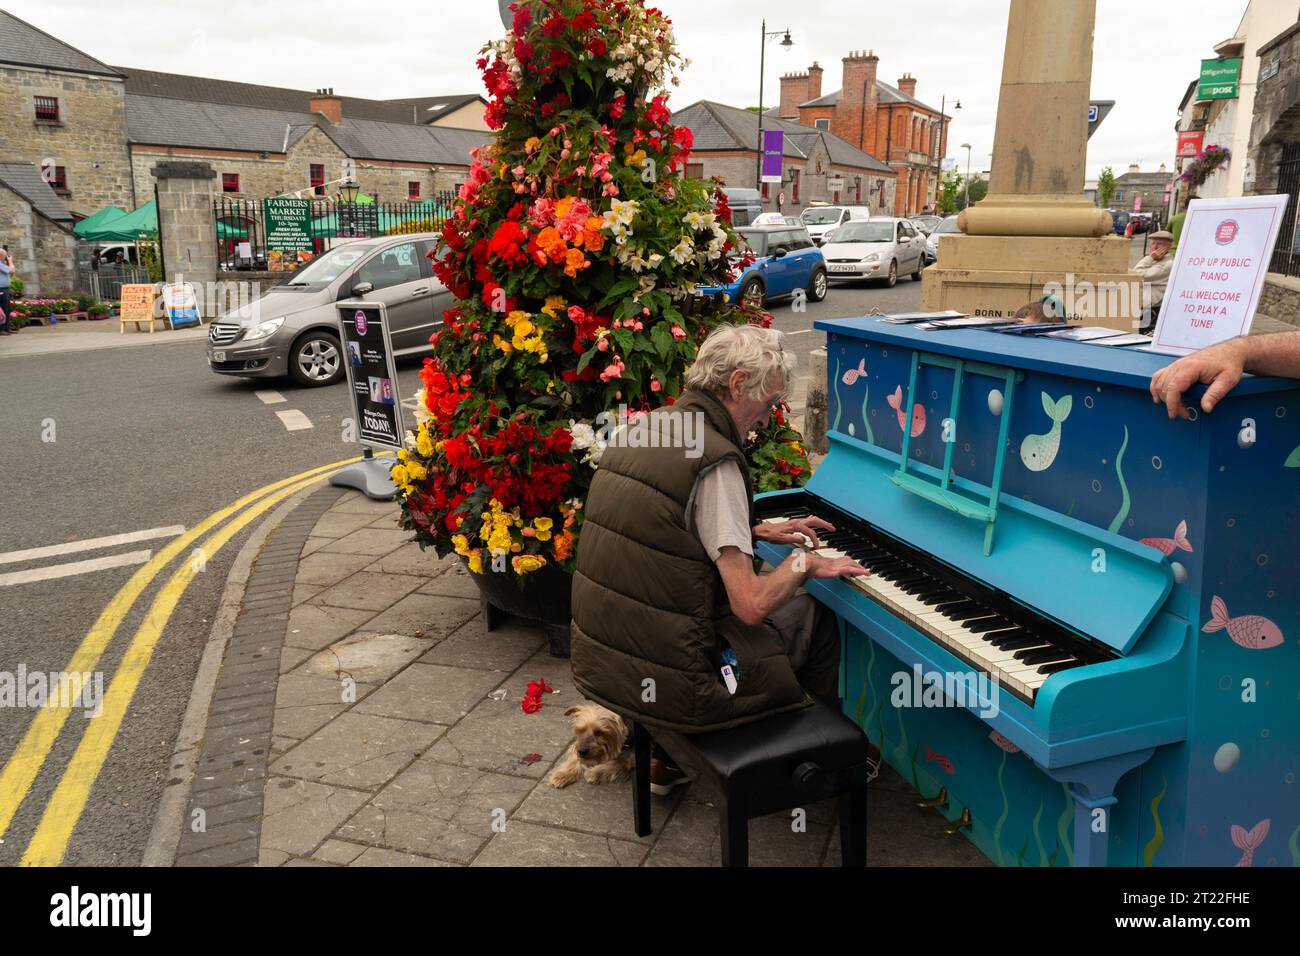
173, 486, 988, 867
0, 318, 208, 358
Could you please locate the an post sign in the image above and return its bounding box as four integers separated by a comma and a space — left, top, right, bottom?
338, 303, 405, 451
1151, 194, 1288, 355
1177, 130, 1205, 158
1198, 58, 1241, 100
761, 130, 784, 183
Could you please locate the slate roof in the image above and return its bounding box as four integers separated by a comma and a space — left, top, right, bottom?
800, 81, 945, 116
672, 101, 893, 175
115, 67, 419, 124
0, 10, 121, 77
386, 94, 486, 123
124, 95, 488, 166
0, 162, 74, 222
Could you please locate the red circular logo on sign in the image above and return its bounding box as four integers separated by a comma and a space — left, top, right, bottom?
354, 310, 367, 335
1215, 220, 1239, 245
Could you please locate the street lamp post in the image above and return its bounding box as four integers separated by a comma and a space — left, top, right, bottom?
932, 95, 960, 213
755, 20, 793, 197
961, 143, 973, 210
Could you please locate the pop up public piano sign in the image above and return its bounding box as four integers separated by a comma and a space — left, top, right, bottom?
332, 302, 406, 499
755, 317, 1300, 867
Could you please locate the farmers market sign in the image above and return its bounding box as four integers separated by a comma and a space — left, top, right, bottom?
1198, 58, 1241, 101
263, 197, 312, 252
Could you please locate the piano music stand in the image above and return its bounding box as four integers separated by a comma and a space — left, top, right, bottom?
891, 350, 1022, 556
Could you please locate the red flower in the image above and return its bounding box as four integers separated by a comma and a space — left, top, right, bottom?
487, 220, 529, 265
541, 14, 568, 36
549, 48, 572, 70
572, 10, 597, 30
586, 36, 607, 57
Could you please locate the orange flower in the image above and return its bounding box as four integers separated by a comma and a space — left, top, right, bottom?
563, 247, 590, 278
553, 531, 574, 562
537, 226, 567, 263
582, 217, 606, 252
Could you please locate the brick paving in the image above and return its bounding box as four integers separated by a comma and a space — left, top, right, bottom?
173, 487, 989, 867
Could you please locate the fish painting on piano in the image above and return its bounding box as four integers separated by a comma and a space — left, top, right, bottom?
753, 314, 1300, 867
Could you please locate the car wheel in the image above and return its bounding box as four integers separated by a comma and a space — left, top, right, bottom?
741, 276, 765, 305
882, 261, 897, 288
289, 331, 344, 387
911, 261, 924, 281
807, 268, 828, 302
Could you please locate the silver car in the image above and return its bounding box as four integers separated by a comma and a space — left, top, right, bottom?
925, 215, 961, 264
206, 233, 448, 386
819, 218, 927, 287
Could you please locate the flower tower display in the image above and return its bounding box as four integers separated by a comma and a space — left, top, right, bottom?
394, 0, 811, 625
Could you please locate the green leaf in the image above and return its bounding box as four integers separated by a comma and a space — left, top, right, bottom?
1286, 445, 1300, 468
611, 327, 634, 353
651, 321, 672, 360
576, 344, 600, 373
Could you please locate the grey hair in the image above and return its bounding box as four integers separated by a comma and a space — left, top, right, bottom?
684, 323, 795, 401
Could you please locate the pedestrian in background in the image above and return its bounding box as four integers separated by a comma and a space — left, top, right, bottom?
1134, 229, 1175, 334
0, 244, 15, 335
1168, 191, 1196, 250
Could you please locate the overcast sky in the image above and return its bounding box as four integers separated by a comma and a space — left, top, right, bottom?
10, 0, 1247, 181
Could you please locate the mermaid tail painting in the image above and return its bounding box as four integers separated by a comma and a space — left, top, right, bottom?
1019, 392, 1072, 472
1139, 520, 1193, 556
1230, 819, 1270, 867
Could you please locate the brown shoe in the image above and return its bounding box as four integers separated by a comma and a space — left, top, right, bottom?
650, 757, 690, 796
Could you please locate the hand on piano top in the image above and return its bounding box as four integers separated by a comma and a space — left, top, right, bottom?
755, 515, 836, 549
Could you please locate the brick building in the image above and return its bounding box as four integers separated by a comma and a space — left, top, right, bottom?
0, 9, 488, 220
778, 52, 950, 216
672, 100, 896, 217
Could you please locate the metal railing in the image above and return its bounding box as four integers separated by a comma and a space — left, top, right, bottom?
1269, 142, 1300, 278
213, 193, 457, 272
73, 266, 153, 300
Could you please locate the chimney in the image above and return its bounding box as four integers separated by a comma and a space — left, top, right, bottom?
779, 69, 811, 120
310, 88, 343, 125
833, 50, 879, 154
1159, 162, 1167, 173
897, 73, 917, 98
807, 61, 824, 101
1128, 162, 1141, 174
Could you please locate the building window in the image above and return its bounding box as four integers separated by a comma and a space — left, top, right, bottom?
408, 181, 421, 199
814, 118, 829, 131
855, 178, 862, 203
1114, 190, 1125, 203
310, 164, 325, 196
222, 173, 239, 193
792, 169, 800, 203
47, 165, 67, 191
34, 96, 60, 123
685, 163, 704, 179
762, 182, 769, 200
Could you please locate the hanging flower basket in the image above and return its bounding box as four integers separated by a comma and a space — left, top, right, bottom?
1178, 144, 1231, 188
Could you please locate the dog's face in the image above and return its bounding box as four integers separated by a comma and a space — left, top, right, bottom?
564, 703, 627, 767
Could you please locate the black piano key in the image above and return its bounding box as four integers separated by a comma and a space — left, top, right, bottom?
935, 599, 977, 614
987, 629, 1033, 648
1016, 647, 1070, 665
1038, 659, 1084, 675
966, 617, 1014, 633
994, 636, 1046, 651
948, 607, 994, 622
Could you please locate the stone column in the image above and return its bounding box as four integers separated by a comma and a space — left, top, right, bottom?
151, 161, 218, 287
922, 0, 1140, 330
960, 0, 1111, 238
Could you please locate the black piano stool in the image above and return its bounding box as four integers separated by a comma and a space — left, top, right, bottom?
632, 702, 871, 867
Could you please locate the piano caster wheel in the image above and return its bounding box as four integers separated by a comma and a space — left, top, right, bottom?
943, 808, 972, 837
916, 787, 948, 810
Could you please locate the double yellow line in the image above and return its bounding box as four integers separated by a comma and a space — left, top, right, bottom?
0, 456, 362, 866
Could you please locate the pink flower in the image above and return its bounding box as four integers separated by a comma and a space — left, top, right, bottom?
670, 324, 686, 340
650, 379, 662, 393
512, 165, 525, 177
597, 339, 609, 351
560, 149, 570, 159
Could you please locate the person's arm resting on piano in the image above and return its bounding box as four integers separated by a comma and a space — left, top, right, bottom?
693, 462, 867, 627
1150, 330, 1300, 419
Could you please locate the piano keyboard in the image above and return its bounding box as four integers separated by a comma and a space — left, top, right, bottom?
762, 504, 1114, 703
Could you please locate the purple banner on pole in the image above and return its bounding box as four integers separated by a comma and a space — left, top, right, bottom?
761, 130, 784, 183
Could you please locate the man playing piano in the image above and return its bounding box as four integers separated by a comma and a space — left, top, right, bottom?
570, 324, 868, 793
1150, 329, 1300, 419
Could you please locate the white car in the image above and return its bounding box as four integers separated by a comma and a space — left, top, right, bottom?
799, 204, 871, 246
820, 218, 927, 287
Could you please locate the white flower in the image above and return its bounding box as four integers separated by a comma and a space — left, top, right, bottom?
584, 439, 608, 469
647, 252, 664, 268
569, 421, 596, 451
670, 237, 695, 265
684, 210, 715, 230
413, 389, 432, 425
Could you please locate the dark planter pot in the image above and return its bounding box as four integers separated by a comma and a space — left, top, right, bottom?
465, 558, 572, 658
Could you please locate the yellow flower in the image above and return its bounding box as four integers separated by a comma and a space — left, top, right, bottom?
512, 554, 547, 575
488, 526, 513, 553
405, 459, 428, 482
390, 463, 409, 486
416, 428, 434, 457
467, 550, 484, 574
541, 295, 567, 318
493, 333, 514, 353
452, 534, 470, 556
525, 136, 541, 152
532, 517, 553, 542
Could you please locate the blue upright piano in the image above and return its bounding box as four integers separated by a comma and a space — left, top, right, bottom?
753, 316, 1300, 867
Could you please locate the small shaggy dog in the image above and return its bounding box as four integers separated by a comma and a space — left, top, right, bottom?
547, 702, 633, 788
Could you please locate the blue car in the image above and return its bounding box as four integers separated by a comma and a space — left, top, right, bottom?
699, 221, 829, 305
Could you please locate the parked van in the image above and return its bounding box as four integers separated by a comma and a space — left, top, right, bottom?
720, 187, 762, 227
800, 204, 871, 245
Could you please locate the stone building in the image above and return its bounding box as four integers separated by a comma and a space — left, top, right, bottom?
1247, 16, 1300, 287
1112, 164, 1174, 218
0, 162, 78, 294
0, 10, 135, 215
671, 100, 896, 218
0, 9, 489, 220
777, 52, 950, 216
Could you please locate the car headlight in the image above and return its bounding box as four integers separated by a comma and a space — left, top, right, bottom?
861, 253, 880, 263
243, 317, 285, 342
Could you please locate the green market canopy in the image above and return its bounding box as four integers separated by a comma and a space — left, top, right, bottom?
76, 201, 158, 242
73, 206, 127, 239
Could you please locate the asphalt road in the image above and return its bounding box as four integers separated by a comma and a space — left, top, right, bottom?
0, 273, 920, 866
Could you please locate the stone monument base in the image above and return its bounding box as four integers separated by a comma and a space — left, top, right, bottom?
921, 235, 1143, 332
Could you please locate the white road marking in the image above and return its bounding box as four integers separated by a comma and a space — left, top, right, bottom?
276, 409, 314, 431
0, 526, 185, 567
254, 390, 287, 404
785, 329, 817, 336
0, 550, 153, 587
